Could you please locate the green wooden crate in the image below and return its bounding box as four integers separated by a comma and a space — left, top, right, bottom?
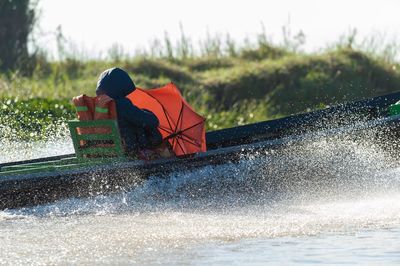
68, 120, 125, 159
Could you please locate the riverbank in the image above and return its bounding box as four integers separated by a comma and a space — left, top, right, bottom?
1, 44, 399, 140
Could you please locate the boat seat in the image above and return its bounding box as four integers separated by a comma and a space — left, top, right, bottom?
68, 120, 125, 159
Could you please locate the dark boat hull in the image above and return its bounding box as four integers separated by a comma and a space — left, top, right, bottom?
1, 113, 400, 210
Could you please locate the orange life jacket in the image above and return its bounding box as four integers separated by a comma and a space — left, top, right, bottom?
72, 95, 96, 134
72, 94, 117, 134
93, 94, 117, 134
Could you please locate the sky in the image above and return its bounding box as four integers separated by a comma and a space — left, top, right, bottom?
37, 0, 400, 58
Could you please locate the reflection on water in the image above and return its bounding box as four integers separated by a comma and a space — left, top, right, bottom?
1, 133, 400, 264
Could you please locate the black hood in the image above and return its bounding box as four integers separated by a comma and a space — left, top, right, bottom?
96, 67, 136, 99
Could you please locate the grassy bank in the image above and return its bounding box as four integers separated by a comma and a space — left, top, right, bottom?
1, 42, 400, 140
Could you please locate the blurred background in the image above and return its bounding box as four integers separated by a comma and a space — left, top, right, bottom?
1, 0, 400, 140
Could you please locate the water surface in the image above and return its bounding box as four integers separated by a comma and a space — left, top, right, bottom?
1, 135, 400, 265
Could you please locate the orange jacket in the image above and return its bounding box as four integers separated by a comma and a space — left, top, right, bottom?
72, 94, 117, 134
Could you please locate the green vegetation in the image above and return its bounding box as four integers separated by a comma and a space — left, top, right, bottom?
0, 98, 73, 140
1, 27, 400, 140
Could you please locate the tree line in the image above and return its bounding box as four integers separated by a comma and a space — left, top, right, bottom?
0, 0, 37, 73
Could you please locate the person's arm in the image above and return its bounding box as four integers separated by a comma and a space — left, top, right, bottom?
115, 98, 159, 128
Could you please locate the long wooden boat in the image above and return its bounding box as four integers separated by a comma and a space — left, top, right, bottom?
2, 92, 400, 210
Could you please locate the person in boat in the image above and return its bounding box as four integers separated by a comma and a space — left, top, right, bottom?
96, 67, 162, 154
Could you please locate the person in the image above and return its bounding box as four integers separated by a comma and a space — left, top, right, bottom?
95, 67, 162, 154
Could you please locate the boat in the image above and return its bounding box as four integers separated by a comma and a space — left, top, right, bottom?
2, 92, 400, 210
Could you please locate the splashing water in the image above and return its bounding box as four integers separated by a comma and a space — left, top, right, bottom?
1, 131, 400, 264
0, 122, 74, 163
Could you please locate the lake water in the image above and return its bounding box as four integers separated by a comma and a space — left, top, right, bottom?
1, 136, 400, 265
